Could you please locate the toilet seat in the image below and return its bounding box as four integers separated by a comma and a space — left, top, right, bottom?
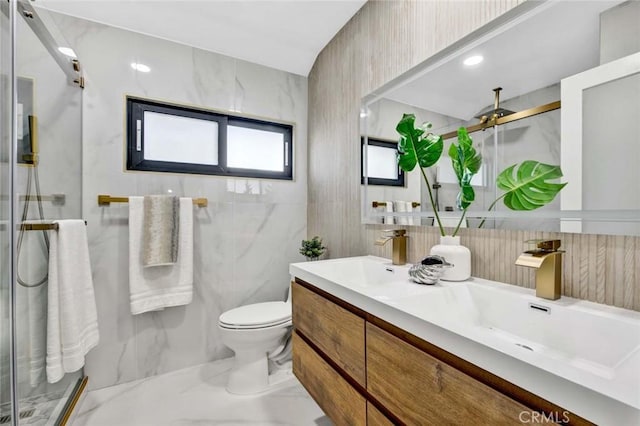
219, 301, 291, 330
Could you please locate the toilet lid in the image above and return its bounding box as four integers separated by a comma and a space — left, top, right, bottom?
219, 301, 291, 328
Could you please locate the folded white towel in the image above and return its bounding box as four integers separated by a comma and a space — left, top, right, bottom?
394, 201, 408, 225
27, 285, 45, 387
129, 197, 193, 315
383, 200, 394, 225
46, 220, 99, 384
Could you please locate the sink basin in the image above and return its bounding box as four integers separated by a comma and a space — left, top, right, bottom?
290, 255, 640, 411
392, 280, 640, 378
292, 256, 431, 299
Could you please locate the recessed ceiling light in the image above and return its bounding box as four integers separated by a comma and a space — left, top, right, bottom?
463, 55, 484, 66
58, 47, 77, 58
131, 62, 151, 73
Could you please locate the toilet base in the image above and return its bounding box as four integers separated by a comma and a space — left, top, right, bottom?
226, 351, 293, 395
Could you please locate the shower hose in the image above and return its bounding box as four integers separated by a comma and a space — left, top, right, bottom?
16, 164, 49, 288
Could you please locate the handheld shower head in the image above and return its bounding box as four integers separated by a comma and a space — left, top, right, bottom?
29, 115, 38, 155
22, 115, 38, 165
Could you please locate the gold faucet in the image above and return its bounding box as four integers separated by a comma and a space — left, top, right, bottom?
515, 239, 563, 300
375, 229, 407, 265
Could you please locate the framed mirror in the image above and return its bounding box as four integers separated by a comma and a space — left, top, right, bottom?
361, 0, 640, 236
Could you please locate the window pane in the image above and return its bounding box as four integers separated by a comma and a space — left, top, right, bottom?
143, 111, 218, 165
227, 125, 284, 171
366, 145, 398, 180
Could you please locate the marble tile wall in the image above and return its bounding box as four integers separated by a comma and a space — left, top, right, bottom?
307, 0, 640, 312
51, 13, 308, 390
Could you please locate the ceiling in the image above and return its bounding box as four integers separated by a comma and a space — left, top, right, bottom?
382, 0, 624, 121
33, 0, 367, 76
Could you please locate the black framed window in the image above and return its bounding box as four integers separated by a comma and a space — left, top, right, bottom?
361, 137, 405, 187
126, 97, 293, 180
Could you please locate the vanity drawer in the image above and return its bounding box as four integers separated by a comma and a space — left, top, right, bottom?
366, 323, 529, 425
292, 281, 366, 386
292, 331, 366, 426
367, 403, 394, 426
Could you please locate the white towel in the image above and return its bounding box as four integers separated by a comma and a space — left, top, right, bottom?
143, 195, 179, 267
129, 197, 193, 315
27, 285, 45, 387
46, 220, 99, 384
405, 202, 415, 226
394, 201, 408, 225
383, 200, 394, 225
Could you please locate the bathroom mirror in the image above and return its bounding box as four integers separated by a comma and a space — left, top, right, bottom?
361, 0, 640, 236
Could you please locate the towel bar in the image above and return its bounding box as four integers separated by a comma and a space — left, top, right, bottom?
20, 220, 87, 231
372, 201, 421, 208
98, 194, 208, 207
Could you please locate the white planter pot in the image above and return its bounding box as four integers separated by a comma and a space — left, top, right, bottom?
429, 236, 471, 281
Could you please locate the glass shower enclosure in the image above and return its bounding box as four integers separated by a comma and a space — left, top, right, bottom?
2, 1, 85, 425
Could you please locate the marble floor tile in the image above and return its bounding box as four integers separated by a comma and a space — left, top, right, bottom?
72, 358, 330, 426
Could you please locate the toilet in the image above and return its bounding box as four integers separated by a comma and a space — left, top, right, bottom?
218, 289, 292, 395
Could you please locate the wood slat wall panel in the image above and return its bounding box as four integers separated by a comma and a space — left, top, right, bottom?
308, 0, 639, 312
366, 224, 640, 311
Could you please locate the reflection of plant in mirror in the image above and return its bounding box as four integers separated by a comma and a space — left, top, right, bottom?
448, 127, 482, 236
478, 161, 567, 228
396, 113, 446, 235
396, 114, 567, 234
299, 236, 326, 261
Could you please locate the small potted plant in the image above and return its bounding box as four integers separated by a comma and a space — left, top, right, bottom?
299, 236, 326, 261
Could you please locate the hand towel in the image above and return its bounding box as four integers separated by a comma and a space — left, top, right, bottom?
394, 201, 408, 225
405, 201, 415, 226
46, 220, 99, 384
129, 197, 193, 315
143, 195, 179, 267
383, 201, 394, 225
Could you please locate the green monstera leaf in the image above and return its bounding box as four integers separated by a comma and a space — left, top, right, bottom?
396, 113, 443, 172
497, 161, 567, 210
448, 127, 482, 210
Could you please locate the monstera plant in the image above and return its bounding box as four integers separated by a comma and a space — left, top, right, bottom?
396, 113, 445, 235
395, 113, 567, 233
478, 161, 567, 228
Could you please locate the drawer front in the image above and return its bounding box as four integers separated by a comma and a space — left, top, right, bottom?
367, 403, 394, 426
366, 323, 529, 426
293, 332, 366, 426
292, 281, 366, 385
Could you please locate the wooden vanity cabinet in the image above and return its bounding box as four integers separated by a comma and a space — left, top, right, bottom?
292, 279, 592, 426
292, 332, 366, 425
367, 323, 528, 425
291, 280, 366, 386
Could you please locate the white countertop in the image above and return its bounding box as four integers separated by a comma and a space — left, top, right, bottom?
290, 256, 640, 426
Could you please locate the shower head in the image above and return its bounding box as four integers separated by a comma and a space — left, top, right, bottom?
22, 115, 39, 165
28, 115, 38, 155
473, 107, 516, 120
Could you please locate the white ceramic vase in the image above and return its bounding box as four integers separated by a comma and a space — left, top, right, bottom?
429, 235, 471, 281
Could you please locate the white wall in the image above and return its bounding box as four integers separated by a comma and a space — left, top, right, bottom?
51, 12, 308, 390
